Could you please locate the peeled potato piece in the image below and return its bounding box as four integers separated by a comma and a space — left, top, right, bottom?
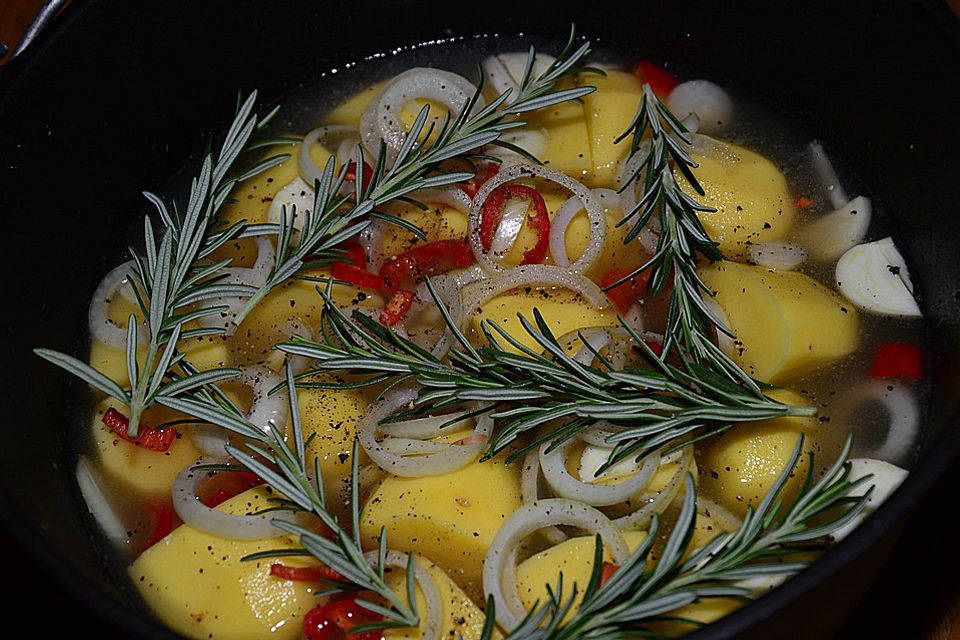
575, 69, 644, 187
698, 261, 859, 384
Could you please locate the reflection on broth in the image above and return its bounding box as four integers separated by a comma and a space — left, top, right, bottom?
38, 30, 926, 640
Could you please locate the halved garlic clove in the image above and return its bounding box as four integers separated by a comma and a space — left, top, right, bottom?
835, 236, 921, 317
667, 79, 734, 136
797, 195, 872, 262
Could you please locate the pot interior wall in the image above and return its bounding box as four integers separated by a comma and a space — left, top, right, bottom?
1, 1, 958, 638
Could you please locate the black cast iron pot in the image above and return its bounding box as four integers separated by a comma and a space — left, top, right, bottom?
2, 1, 959, 638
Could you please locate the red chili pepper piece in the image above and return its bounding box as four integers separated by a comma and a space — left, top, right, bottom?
344, 160, 374, 194
599, 561, 618, 587
600, 268, 652, 313
479, 183, 551, 265
380, 239, 475, 294
200, 470, 265, 508
101, 407, 178, 452
631, 59, 677, 97
330, 242, 387, 292
463, 162, 500, 199
869, 342, 924, 379
325, 598, 385, 638
794, 196, 815, 209
270, 563, 347, 583
303, 605, 345, 640
144, 503, 176, 549
380, 290, 416, 327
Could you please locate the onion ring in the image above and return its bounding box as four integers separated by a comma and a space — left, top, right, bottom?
88, 260, 148, 349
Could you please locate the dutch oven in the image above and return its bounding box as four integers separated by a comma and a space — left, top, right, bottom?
1, 1, 959, 638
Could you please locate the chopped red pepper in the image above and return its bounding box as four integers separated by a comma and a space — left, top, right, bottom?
794, 196, 815, 209
330, 242, 387, 292
343, 160, 374, 194
868, 342, 924, 379
379, 290, 416, 327
599, 561, 618, 587
631, 59, 677, 97
101, 407, 178, 453
479, 183, 551, 265
600, 267, 652, 313
144, 503, 176, 549
463, 162, 500, 199
303, 597, 385, 640
200, 469, 265, 508
270, 563, 347, 583
380, 239, 475, 294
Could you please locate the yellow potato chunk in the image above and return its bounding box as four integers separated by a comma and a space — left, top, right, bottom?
359, 457, 522, 601
323, 79, 389, 126
92, 398, 202, 498
527, 79, 593, 180
516, 530, 647, 622
128, 486, 318, 640
697, 389, 819, 518
468, 288, 618, 356
377, 199, 469, 260
675, 135, 795, 259
384, 555, 496, 640
298, 384, 372, 511
576, 69, 643, 187
698, 261, 859, 383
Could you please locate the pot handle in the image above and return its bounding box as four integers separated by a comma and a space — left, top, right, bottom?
4, 0, 71, 62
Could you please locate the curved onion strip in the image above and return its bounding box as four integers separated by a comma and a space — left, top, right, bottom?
796, 195, 872, 263
843, 380, 920, 462
695, 496, 743, 534
701, 296, 735, 356
836, 237, 921, 317
400, 267, 485, 360
360, 67, 482, 167
190, 423, 231, 459
481, 52, 556, 97
467, 163, 605, 274
365, 550, 443, 640
356, 386, 492, 477
299, 124, 358, 187
198, 236, 276, 333
410, 186, 473, 214
828, 458, 908, 543
489, 198, 530, 257
578, 421, 628, 448
612, 445, 695, 530
379, 411, 470, 439
267, 177, 316, 240
808, 141, 849, 210
667, 80, 734, 136
539, 438, 659, 507
76, 455, 129, 548
490, 127, 549, 168
88, 260, 148, 349
459, 264, 608, 336
748, 242, 807, 270
519, 450, 566, 546
241, 365, 287, 436
171, 460, 304, 540
483, 498, 631, 631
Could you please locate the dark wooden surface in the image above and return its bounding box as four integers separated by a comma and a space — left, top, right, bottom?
3, 2, 960, 639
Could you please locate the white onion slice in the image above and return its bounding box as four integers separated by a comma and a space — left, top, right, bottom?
356, 386, 492, 477
843, 380, 920, 463
482, 52, 556, 98
548, 188, 611, 273
519, 450, 566, 545
612, 445, 694, 530
76, 455, 130, 549
489, 197, 530, 257
468, 163, 605, 274
667, 80, 734, 136
748, 242, 807, 270
836, 237, 921, 317
366, 550, 443, 640
241, 365, 287, 436
701, 296, 736, 356
540, 439, 659, 506
298, 124, 358, 188
796, 195, 872, 263
198, 236, 276, 333
172, 460, 305, 540
828, 458, 907, 542
490, 127, 549, 167
483, 498, 630, 631
808, 141, 849, 210
267, 177, 316, 240
88, 260, 148, 349
360, 67, 482, 167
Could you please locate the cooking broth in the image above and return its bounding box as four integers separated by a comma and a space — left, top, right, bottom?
63, 32, 928, 639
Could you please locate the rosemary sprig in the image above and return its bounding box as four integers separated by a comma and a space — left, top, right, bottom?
231, 26, 597, 327
278, 281, 814, 470
610, 84, 756, 389
485, 435, 872, 639
158, 359, 420, 632
35, 91, 287, 435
